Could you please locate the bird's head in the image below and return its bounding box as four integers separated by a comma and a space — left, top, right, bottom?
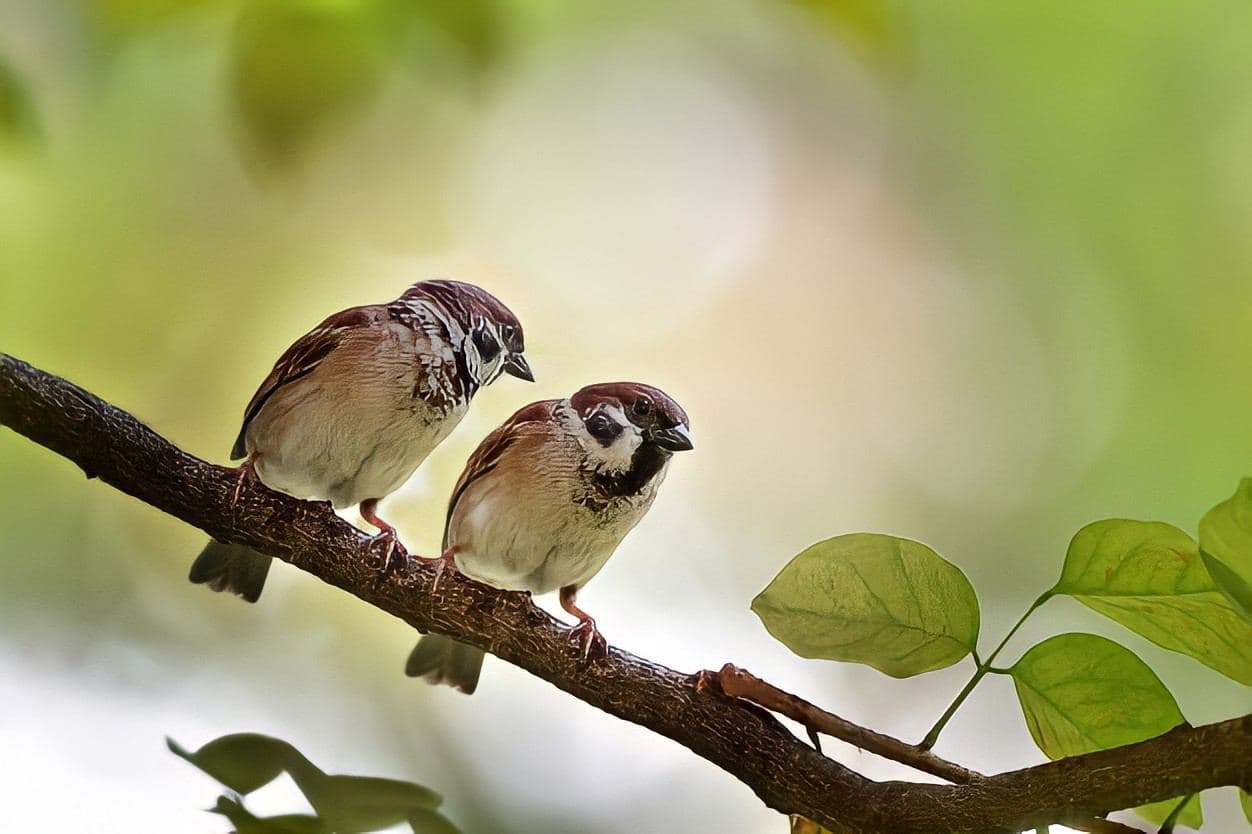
567, 382, 692, 474
401, 279, 533, 386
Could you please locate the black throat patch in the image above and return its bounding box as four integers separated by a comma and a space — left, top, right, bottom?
590, 442, 668, 501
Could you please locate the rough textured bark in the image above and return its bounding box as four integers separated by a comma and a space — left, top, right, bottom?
2, 352, 1250, 834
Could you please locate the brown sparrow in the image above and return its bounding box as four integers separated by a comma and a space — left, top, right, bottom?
189, 279, 533, 602
405, 382, 692, 694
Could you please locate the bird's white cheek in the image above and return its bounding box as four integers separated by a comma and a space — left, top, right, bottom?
479, 356, 505, 386
590, 427, 642, 473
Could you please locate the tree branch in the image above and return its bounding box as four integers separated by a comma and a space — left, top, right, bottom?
702, 663, 982, 785
2, 353, 1249, 834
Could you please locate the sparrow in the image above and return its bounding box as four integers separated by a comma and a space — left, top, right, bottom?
405, 382, 692, 694
189, 279, 533, 602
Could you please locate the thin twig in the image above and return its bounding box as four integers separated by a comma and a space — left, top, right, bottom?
704, 663, 981, 784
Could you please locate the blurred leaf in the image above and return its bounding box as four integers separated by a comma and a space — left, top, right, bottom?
397, 0, 501, 72
1053, 519, 1252, 684
1134, 795, 1203, 832
1198, 478, 1252, 620
209, 796, 330, 834
793, 0, 897, 65
169, 733, 317, 794
1241, 789, 1252, 824
302, 774, 442, 833
1010, 633, 1198, 829
94, 0, 229, 37
230, 0, 397, 168
179, 734, 449, 833
752, 533, 979, 677
0, 59, 40, 148
408, 807, 461, 834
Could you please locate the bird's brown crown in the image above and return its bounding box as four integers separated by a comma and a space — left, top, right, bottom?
570, 382, 689, 429
400, 279, 525, 351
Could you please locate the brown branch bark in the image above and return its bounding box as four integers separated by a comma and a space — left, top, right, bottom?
2, 352, 1250, 834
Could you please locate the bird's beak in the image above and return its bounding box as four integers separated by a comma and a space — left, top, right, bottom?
504, 353, 534, 382
649, 423, 693, 452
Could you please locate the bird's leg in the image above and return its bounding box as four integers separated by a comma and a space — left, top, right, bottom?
231, 453, 259, 509
360, 498, 408, 574
422, 545, 459, 593
560, 584, 608, 660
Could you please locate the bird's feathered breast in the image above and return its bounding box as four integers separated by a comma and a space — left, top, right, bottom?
232, 297, 476, 460
442, 399, 558, 549
443, 398, 673, 550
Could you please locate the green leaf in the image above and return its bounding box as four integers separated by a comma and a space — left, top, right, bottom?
1010, 633, 1186, 757
398, 0, 501, 72
794, 0, 898, 65
752, 533, 980, 677
1198, 478, 1252, 620
175, 733, 445, 833
301, 775, 442, 833
230, 0, 397, 168
1200, 550, 1252, 621
1134, 795, 1203, 832
1010, 633, 1198, 829
1053, 519, 1252, 684
209, 796, 329, 834
169, 734, 317, 794
0, 58, 40, 148
409, 807, 462, 834
1241, 789, 1252, 824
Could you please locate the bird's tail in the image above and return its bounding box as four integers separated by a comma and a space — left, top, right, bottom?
188, 540, 272, 603
405, 634, 485, 695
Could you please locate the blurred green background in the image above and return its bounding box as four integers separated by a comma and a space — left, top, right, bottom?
2, 1, 1251, 832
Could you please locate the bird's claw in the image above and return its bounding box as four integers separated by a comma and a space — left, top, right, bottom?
424, 548, 458, 593
374, 531, 409, 576
570, 619, 608, 661
230, 457, 257, 510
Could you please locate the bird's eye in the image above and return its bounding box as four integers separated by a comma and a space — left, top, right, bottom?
585, 411, 623, 445
632, 397, 653, 418
472, 328, 501, 362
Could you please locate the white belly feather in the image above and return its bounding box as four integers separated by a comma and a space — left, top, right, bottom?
246, 321, 467, 508
450, 466, 663, 595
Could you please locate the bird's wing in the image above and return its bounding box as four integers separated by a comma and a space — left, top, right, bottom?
442, 399, 557, 550
230, 305, 381, 460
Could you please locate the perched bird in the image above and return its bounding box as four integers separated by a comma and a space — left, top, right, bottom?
189, 279, 533, 602
406, 382, 692, 694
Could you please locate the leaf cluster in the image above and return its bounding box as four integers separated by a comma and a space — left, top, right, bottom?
753, 479, 1252, 830
170, 733, 459, 834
